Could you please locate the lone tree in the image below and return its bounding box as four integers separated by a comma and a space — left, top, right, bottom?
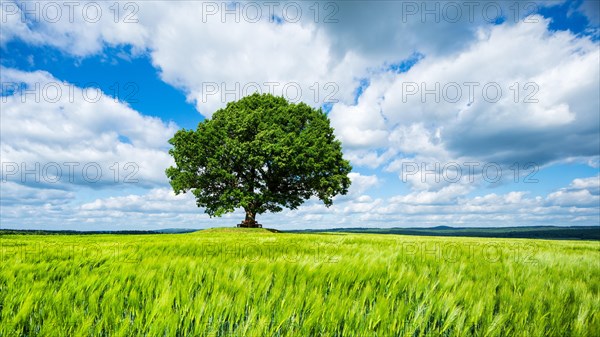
166, 93, 352, 228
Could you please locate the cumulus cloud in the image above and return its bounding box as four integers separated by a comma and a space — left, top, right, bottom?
571, 175, 600, 192
0, 181, 75, 206
80, 188, 195, 213
0, 67, 178, 189
547, 189, 599, 207
12, 175, 588, 230
330, 16, 599, 191
547, 175, 600, 207
390, 184, 472, 205
345, 172, 379, 195
0, 0, 148, 55
147, 2, 353, 115
4, 1, 581, 117
1, 1, 368, 115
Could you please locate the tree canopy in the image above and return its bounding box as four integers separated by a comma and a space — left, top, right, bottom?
166, 93, 352, 227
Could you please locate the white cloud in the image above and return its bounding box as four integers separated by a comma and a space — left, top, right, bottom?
342, 149, 397, 169
0, 181, 75, 206
570, 175, 600, 192
144, 2, 368, 116
7, 1, 576, 118
547, 189, 599, 207
345, 172, 379, 196
0, 1, 148, 56
330, 16, 599, 187
0, 68, 178, 188
547, 175, 600, 207
390, 184, 472, 205
80, 188, 195, 213
1, 1, 368, 115
2, 173, 597, 230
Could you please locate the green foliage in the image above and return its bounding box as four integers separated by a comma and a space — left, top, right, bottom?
166, 93, 352, 223
1, 231, 599, 336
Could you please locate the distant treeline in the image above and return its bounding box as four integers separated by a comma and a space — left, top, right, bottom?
0, 228, 201, 235
287, 226, 600, 241
0, 229, 161, 235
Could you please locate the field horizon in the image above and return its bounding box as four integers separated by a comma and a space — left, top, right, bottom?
2, 225, 598, 241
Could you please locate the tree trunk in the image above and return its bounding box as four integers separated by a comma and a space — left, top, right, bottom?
240, 208, 259, 228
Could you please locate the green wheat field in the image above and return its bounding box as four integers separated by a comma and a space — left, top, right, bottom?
1, 228, 598, 336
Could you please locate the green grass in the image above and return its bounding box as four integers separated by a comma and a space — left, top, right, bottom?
1, 228, 598, 336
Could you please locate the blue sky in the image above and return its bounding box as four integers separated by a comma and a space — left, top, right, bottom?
1, 0, 599, 230
2, 41, 201, 129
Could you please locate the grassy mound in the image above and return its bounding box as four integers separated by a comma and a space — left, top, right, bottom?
197, 227, 280, 234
